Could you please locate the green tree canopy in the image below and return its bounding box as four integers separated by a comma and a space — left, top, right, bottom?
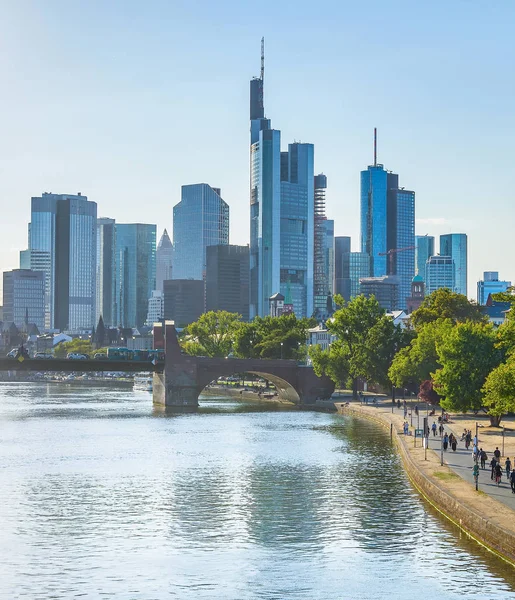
233, 314, 314, 360
54, 339, 93, 358
181, 311, 243, 358
410, 288, 486, 330
433, 321, 500, 413
482, 355, 515, 425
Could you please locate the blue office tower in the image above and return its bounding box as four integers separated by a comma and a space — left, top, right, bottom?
440, 233, 467, 296
360, 131, 415, 309
173, 184, 229, 281
415, 235, 435, 279
249, 40, 314, 318
114, 224, 156, 328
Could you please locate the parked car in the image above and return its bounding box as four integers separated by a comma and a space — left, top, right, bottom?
34, 353, 54, 359
93, 352, 107, 360
67, 353, 88, 360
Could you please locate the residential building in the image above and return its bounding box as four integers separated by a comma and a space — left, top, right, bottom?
269, 293, 285, 317
415, 235, 434, 280
406, 275, 425, 314
425, 255, 455, 295
29, 192, 97, 331
163, 279, 204, 328
480, 295, 511, 326
156, 229, 173, 292
249, 41, 314, 319
440, 233, 467, 296
96, 218, 116, 327
173, 184, 229, 281
360, 131, 415, 309
334, 236, 351, 301
307, 325, 336, 352
114, 224, 156, 328
205, 245, 249, 320
146, 290, 164, 326
359, 275, 399, 312
477, 272, 511, 306
313, 174, 334, 316
343, 252, 370, 299
3, 269, 45, 329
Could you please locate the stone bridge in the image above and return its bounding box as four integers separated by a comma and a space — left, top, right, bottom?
153, 322, 334, 410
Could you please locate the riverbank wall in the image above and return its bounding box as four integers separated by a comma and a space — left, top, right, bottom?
337, 402, 515, 566
200, 386, 294, 404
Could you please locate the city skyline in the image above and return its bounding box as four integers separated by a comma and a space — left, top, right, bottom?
1, 3, 514, 300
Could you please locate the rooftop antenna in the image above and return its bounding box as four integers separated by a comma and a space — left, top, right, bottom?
261, 37, 264, 83
374, 127, 377, 166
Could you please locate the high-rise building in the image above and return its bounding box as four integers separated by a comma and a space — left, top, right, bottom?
3, 269, 45, 329
359, 275, 399, 312
96, 218, 116, 327
249, 41, 314, 318
440, 234, 467, 296
114, 224, 156, 328
156, 229, 173, 291
477, 272, 511, 305
415, 235, 435, 279
313, 174, 334, 316
206, 245, 249, 320
146, 290, 164, 326
343, 252, 371, 300
360, 131, 415, 310
29, 192, 97, 331
425, 255, 455, 295
173, 184, 229, 281
163, 279, 204, 327
334, 236, 352, 300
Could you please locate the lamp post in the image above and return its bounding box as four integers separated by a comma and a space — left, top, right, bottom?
280, 342, 283, 360
475, 421, 479, 491
503, 425, 505, 458
440, 407, 445, 466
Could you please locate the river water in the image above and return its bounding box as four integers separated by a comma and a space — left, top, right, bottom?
1, 382, 514, 599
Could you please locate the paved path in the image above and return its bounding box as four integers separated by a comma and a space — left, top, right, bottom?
355, 398, 515, 512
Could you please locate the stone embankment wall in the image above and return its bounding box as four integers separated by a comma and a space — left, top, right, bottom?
339, 404, 515, 566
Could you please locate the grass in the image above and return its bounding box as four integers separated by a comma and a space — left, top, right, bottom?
433, 471, 461, 481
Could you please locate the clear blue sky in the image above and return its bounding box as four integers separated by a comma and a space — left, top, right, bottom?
1, 0, 514, 299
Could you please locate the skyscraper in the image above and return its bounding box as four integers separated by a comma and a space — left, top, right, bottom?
206, 245, 249, 320
163, 279, 204, 328
415, 235, 435, 279
477, 272, 511, 305
343, 252, 371, 299
360, 130, 415, 310
334, 236, 352, 300
96, 218, 116, 327
114, 224, 156, 328
249, 40, 315, 318
313, 174, 334, 316
3, 269, 45, 329
425, 255, 455, 295
156, 229, 173, 291
173, 184, 229, 281
440, 234, 467, 296
29, 192, 97, 331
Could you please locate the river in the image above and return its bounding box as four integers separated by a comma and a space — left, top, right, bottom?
0, 382, 514, 599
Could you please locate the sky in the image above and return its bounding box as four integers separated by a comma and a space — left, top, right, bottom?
1, 0, 514, 300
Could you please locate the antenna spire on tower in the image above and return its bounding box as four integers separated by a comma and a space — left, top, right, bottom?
261, 37, 264, 82
374, 127, 377, 166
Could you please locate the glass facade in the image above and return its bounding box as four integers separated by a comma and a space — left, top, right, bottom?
173, 184, 229, 281
425, 255, 455, 295
477, 272, 511, 305
115, 224, 156, 328
415, 235, 435, 279
440, 234, 467, 296
334, 236, 351, 300
313, 174, 334, 315
360, 165, 388, 277
156, 229, 173, 292
343, 252, 371, 299
388, 189, 415, 309
96, 218, 116, 327
2, 269, 45, 329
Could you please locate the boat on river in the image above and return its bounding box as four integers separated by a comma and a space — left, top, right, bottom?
133, 373, 153, 392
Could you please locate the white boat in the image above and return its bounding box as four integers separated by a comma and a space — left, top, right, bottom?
133, 374, 153, 392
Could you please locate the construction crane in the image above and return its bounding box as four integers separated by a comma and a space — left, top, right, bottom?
379, 245, 416, 274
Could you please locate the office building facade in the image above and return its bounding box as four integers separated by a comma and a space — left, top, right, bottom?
96, 218, 116, 327
3, 269, 45, 329
477, 272, 511, 305
440, 233, 467, 296
146, 290, 164, 327
359, 276, 399, 312
334, 236, 352, 300
343, 252, 371, 300
114, 224, 156, 328
206, 245, 249, 321
313, 174, 334, 316
425, 255, 455, 295
415, 235, 435, 279
163, 279, 204, 328
156, 229, 174, 291
173, 184, 229, 281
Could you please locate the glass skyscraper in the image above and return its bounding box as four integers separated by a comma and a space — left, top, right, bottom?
425, 255, 455, 295
114, 224, 156, 328
29, 192, 97, 331
96, 218, 116, 327
334, 236, 352, 300
360, 143, 415, 310
343, 252, 371, 299
173, 184, 229, 281
156, 229, 174, 291
3, 269, 45, 330
249, 42, 314, 318
415, 235, 435, 279
313, 174, 334, 316
477, 272, 511, 305
440, 233, 467, 297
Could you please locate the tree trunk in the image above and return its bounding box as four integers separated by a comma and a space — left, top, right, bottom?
352, 378, 358, 400
489, 415, 502, 427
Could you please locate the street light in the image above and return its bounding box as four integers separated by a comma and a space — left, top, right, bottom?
280, 342, 283, 359
440, 407, 445, 466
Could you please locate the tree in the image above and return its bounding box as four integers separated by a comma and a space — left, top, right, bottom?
482, 356, 515, 426
310, 294, 403, 397
54, 339, 93, 358
388, 319, 453, 388
410, 288, 486, 330
233, 314, 314, 360
309, 342, 349, 389
182, 311, 243, 358
433, 321, 500, 413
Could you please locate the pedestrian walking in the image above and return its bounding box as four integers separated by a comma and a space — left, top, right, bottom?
451, 434, 457, 452
473, 463, 479, 486
495, 463, 503, 486
510, 469, 515, 494
494, 447, 501, 461
480, 449, 487, 470
472, 444, 478, 460
432, 422, 437, 437
403, 421, 409, 435
491, 457, 498, 480
415, 405, 419, 416
506, 457, 512, 479
443, 433, 449, 451
438, 423, 444, 436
